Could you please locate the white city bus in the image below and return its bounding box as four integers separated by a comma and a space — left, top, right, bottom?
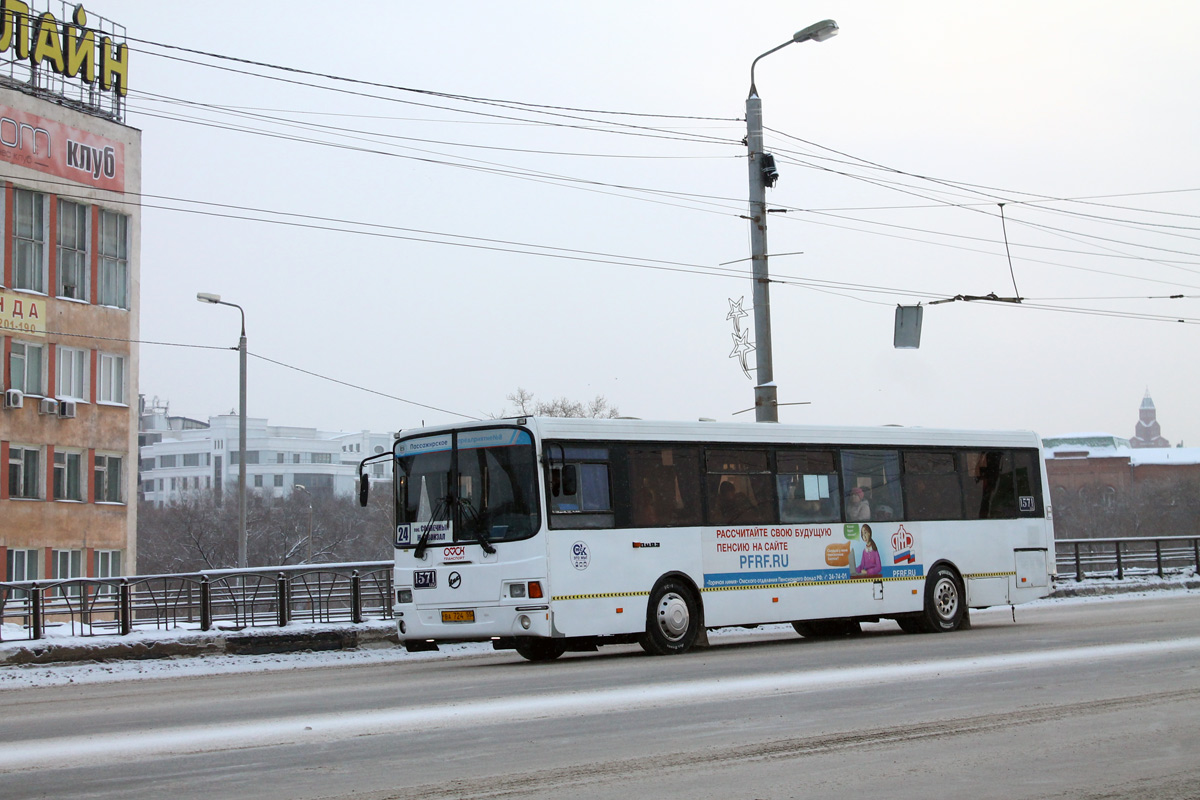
361, 418, 1054, 660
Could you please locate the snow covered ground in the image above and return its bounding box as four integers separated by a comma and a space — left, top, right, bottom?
0, 575, 1195, 690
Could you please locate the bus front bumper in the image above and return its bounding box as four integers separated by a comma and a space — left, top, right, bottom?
394, 603, 553, 644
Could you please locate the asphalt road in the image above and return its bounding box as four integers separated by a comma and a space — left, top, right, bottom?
3, 594, 1199, 800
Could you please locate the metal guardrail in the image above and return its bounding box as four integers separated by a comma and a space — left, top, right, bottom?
0, 561, 393, 643
3, 538, 1197, 644
1055, 536, 1200, 582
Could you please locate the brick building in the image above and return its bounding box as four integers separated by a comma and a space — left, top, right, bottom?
1, 4, 139, 583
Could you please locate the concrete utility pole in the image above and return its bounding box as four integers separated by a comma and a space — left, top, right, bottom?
746, 20, 838, 422
198, 292, 249, 569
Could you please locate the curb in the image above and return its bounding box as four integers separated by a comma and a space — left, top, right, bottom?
1, 624, 400, 666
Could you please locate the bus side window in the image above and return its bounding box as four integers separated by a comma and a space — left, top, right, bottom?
547, 445, 615, 529
777, 449, 840, 523
902, 451, 963, 520
840, 449, 904, 522
705, 449, 774, 525
963, 450, 1019, 519
962, 449, 1043, 519
629, 446, 702, 527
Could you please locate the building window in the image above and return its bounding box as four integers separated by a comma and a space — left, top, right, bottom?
182, 453, 200, 467
277, 452, 286, 464
312, 453, 332, 464
6, 548, 39, 582
273, 474, 284, 487
94, 454, 123, 503
57, 199, 89, 300
9, 341, 45, 396
253, 474, 264, 488
98, 353, 125, 404
53, 450, 84, 501
98, 209, 129, 308
52, 549, 83, 598
12, 189, 47, 293
8, 446, 41, 499
95, 550, 122, 597
159, 454, 177, 468
57, 346, 89, 401
1101, 486, 1117, 509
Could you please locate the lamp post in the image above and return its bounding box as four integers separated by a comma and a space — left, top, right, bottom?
293, 484, 313, 563
746, 20, 838, 422
197, 292, 248, 569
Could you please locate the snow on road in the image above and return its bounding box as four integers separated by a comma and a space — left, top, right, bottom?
0, 586, 1193, 691
3, 632, 1199, 772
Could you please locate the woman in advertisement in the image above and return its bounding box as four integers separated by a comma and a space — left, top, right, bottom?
852, 524, 883, 577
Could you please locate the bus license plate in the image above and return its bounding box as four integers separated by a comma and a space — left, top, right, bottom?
442, 609, 475, 624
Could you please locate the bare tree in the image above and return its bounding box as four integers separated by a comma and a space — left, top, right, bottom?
495, 387, 620, 419
137, 489, 392, 574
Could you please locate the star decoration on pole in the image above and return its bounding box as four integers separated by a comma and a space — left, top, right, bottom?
726, 296, 749, 332
727, 296, 754, 379
729, 328, 755, 379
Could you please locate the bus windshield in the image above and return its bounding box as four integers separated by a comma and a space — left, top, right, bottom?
394, 427, 539, 547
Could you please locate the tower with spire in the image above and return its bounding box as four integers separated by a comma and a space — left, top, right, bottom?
1131, 390, 1170, 448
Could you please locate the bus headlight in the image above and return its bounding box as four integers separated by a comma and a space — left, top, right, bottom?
519, 615, 531, 630
397, 589, 413, 604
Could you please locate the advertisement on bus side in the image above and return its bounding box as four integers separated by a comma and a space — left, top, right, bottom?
702, 522, 923, 588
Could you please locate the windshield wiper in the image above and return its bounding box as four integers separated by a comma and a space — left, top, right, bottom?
459, 498, 497, 555
413, 495, 450, 561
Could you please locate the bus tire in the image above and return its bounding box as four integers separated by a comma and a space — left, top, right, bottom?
920, 564, 965, 633
639, 579, 700, 656
514, 637, 566, 661
895, 615, 925, 634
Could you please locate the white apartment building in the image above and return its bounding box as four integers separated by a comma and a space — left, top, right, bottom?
139, 410, 392, 506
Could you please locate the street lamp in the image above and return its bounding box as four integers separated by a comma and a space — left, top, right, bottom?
745, 20, 838, 422
293, 484, 313, 563
197, 292, 248, 569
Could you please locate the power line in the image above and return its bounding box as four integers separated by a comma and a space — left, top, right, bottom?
44, 328, 480, 420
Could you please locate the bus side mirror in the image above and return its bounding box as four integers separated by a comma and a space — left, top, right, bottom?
359, 474, 369, 507
562, 464, 578, 497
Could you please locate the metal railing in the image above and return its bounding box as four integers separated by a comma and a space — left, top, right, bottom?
1055, 536, 1200, 582
4, 538, 1197, 644
0, 561, 393, 643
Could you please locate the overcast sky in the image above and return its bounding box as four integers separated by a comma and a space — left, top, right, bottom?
95, 1, 1200, 444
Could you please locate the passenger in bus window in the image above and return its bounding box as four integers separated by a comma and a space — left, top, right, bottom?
847, 486, 870, 521
717, 479, 754, 523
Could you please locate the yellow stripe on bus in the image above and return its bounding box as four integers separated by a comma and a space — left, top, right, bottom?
552, 591, 651, 601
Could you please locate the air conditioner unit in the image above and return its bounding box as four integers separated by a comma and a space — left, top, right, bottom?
39, 397, 59, 416
58, 399, 77, 419
3, 389, 22, 409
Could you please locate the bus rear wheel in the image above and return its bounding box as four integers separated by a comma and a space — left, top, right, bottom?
919, 564, 965, 633
514, 637, 566, 661
639, 580, 700, 655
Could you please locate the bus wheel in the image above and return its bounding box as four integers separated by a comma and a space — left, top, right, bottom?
920, 565, 965, 633
792, 619, 860, 638
639, 580, 700, 655
895, 615, 925, 634
514, 637, 566, 661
